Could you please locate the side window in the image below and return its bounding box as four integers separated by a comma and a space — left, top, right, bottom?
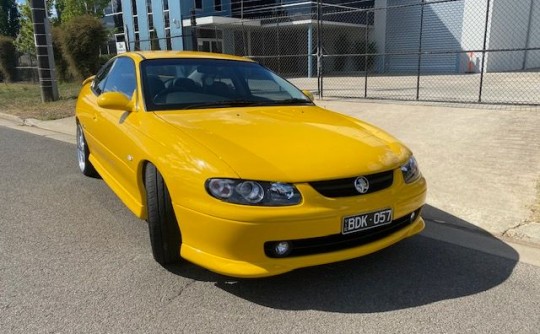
92, 60, 114, 95
102, 57, 137, 99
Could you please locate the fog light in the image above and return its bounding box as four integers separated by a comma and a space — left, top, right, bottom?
273, 241, 291, 257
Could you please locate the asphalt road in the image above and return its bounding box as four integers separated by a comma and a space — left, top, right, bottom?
1, 126, 540, 333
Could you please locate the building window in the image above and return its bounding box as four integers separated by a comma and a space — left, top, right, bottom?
104, 4, 112, 15
148, 14, 154, 30
112, 0, 122, 14
146, 0, 152, 13
164, 11, 170, 28
215, 0, 222, 11
131, 0, 137, 15
163, 0, 169, 11
113, 14, 124, 33
195, 0, 202, 10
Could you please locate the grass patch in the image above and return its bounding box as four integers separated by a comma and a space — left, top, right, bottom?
0, 81, 81, 120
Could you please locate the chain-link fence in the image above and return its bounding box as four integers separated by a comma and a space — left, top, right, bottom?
24, 0, 535, 106
164, 0, 538, 106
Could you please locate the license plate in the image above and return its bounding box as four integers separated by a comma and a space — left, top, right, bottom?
342, 208, 393, 235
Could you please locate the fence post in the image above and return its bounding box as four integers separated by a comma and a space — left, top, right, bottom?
308, 24, 313, 78
522, 0, 534, 70
416, 0, 425, 101
276, 20, 281, 73
478, 0, 491, 103
364, 10, 370, 98
317, 0, 323, 98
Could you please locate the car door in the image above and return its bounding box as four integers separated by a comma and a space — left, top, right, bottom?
91, 57, 142, 204
80, 60, 114, 164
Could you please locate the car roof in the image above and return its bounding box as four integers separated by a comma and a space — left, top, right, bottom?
125, 51, 255, 62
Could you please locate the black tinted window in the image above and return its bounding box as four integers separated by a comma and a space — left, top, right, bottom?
141, 59, 311, 111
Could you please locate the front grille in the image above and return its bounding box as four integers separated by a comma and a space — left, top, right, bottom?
264, 208, 422, 258
309, 170, 394, 198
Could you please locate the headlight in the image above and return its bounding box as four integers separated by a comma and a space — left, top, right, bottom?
401, 156, 421, 183
206, 178, 302, 206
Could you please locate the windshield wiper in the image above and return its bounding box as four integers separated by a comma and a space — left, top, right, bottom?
265, 98, 312, 105
180, 98, 312, 110
180, 100, 265, 110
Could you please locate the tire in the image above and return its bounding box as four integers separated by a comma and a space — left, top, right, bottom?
76, 122, 99, 178
144, 163, 182, 265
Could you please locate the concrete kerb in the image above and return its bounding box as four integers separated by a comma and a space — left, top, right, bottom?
1, 101, 539, 252
0, 112, 76, 144
0, 112, 24, 126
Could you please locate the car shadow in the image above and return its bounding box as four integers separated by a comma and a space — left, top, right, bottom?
165, 204, 518, 313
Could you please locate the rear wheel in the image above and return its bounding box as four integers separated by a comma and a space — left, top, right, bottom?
76, 122, 99, 178
144, 163, 182, 265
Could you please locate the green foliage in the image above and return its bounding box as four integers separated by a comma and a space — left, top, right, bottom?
55, 0, 110, 23
98, 53, 114, 68
61, 15, 107, 79
14, 3, 34, 55
0, 0, 19, 37
0, 35, 17, 81
52, 26, 71, 82
14, 1, 55, 55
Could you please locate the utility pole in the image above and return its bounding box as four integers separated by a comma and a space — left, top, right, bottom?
30, 0, 58, 102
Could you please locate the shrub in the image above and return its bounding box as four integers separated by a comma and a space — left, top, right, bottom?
0, 36, 17, 82
98, 53, 114, 68
61, 15, 107, 80
52, 27, 72, 82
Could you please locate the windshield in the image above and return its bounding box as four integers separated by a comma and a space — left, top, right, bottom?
141, 58, 312, 111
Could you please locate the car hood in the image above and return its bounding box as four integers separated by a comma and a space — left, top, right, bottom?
155, 106, 410, 182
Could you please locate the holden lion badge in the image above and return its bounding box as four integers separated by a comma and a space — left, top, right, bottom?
354, 176, 370, 194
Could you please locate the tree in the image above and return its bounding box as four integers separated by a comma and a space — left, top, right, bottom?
0, 36, 17, 81
61, 15, 107, 79
14, 2, 33, 55
0, 0, 20, 37
55, 0, 110, 23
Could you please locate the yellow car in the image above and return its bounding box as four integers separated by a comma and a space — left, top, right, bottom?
76, 51, 426, 278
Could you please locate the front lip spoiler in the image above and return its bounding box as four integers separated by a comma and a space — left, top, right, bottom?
264, 208, 423, 258
180, 217, 425, 278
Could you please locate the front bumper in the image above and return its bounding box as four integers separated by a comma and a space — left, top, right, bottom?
173, 176, 427, 278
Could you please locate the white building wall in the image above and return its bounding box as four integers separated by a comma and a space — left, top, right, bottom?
459, 0, 490, 72
486, 0, 533, 72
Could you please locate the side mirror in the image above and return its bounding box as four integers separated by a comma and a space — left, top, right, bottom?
97, 92, 131, 111
302, 90, 315, 101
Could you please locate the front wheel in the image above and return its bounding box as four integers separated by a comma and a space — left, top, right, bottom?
144, 163, 182, 265
76, 122, 99, 178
